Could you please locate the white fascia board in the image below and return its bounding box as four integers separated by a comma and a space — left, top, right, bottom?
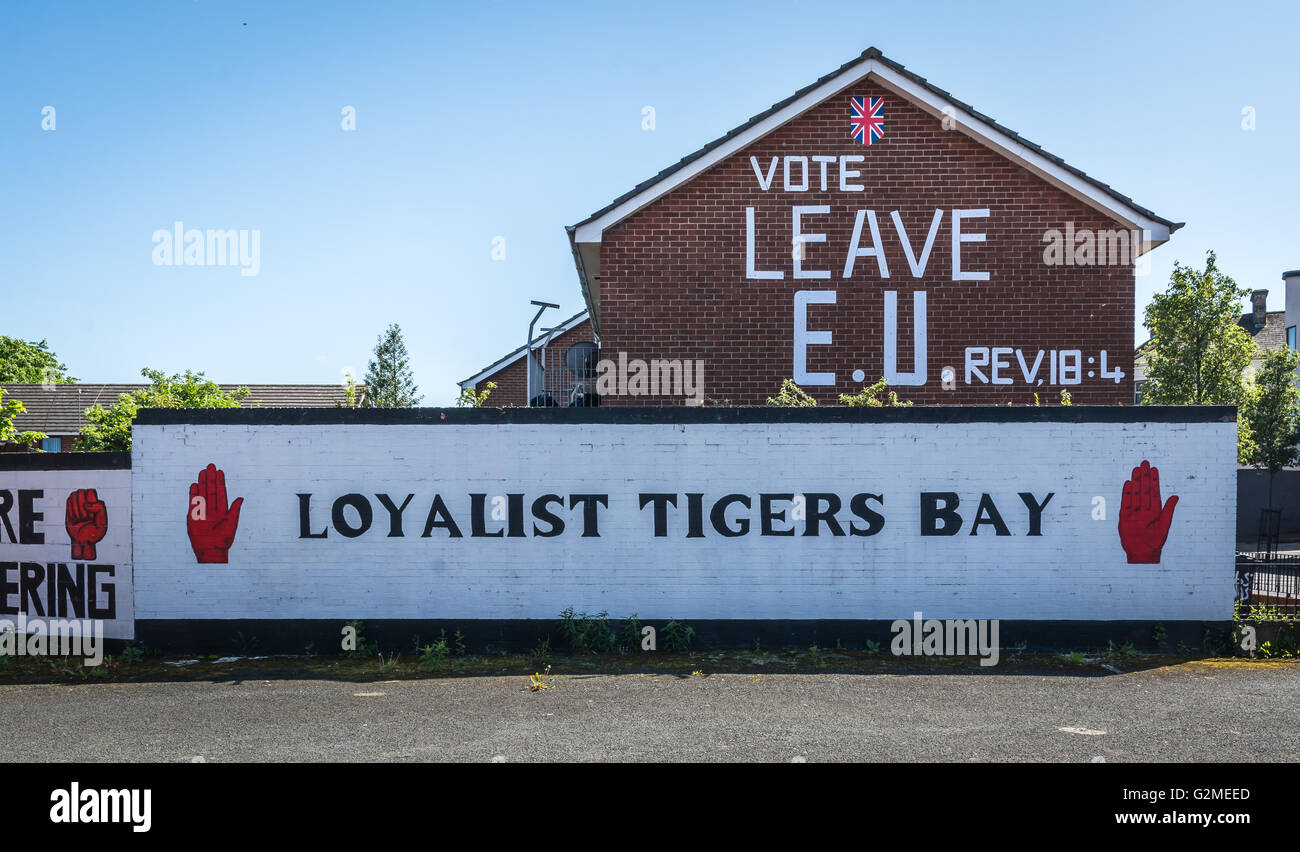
869, 72, 1172, 248
572, 58, 1172, 249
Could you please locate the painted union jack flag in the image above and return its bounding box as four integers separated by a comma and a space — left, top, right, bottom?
850, 96, 885, 145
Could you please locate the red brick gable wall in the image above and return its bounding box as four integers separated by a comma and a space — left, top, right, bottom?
596, 80, 1138, 406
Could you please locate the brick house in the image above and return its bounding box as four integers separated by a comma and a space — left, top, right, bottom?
458, 311, 594, 408
463, 46, 1179, 407
0, 383, 355, 451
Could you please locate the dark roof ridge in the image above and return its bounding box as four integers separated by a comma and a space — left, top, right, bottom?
568, 46, 1180, 233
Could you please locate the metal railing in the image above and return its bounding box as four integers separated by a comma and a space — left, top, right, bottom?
529, 340, 600, 408
1235, 551, 1300, 618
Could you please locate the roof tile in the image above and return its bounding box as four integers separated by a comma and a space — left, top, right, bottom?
0, 383, 354, 436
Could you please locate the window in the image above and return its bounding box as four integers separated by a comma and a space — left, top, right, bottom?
40, 437, 62, 453
1288, 326, 1297, 351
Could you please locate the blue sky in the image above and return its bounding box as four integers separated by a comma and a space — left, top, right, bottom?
2, 0, 1297, 403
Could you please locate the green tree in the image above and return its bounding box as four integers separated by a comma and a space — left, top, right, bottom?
78, 368, 250, 451
1240, 348, 1300, 507
1140, 251, 1258, 406
0, 388, 46, 448
363, 324, 422, 408
0, 337, 77, 384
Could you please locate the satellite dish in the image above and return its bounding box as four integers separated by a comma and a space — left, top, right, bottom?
565, 341, 600, 378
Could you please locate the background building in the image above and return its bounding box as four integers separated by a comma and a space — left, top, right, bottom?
0, 383, 354, 451
458, 311, 594, 408
1286, 269, 1300, 380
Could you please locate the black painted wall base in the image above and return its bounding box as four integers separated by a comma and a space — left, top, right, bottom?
133, 618, 1235, 657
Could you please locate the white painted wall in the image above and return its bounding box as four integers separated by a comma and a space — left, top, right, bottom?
0, 467, 134, 639
132, 420, 1236, 621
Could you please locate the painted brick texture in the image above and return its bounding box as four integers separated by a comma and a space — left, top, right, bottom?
131, 419, 1234, 622
0, 466, 135, 638
597, 81, 1139, 406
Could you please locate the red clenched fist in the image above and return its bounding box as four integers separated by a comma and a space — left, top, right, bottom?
1118, 460, 1178, 564
65, 488, 108, 561
187, 464, 244, 564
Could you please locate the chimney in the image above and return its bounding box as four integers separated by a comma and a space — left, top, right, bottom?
1251, 289, 1268, 329
1285, 271, 1300, 349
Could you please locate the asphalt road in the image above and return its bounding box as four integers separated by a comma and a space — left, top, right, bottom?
3, 661, 1297, 762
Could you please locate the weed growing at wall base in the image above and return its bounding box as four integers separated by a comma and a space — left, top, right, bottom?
419, 634, 450, 668
558, 608, 616, 653
663, 619, 695, 652
557, 610, 683, 653
340, 620, 379, 657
